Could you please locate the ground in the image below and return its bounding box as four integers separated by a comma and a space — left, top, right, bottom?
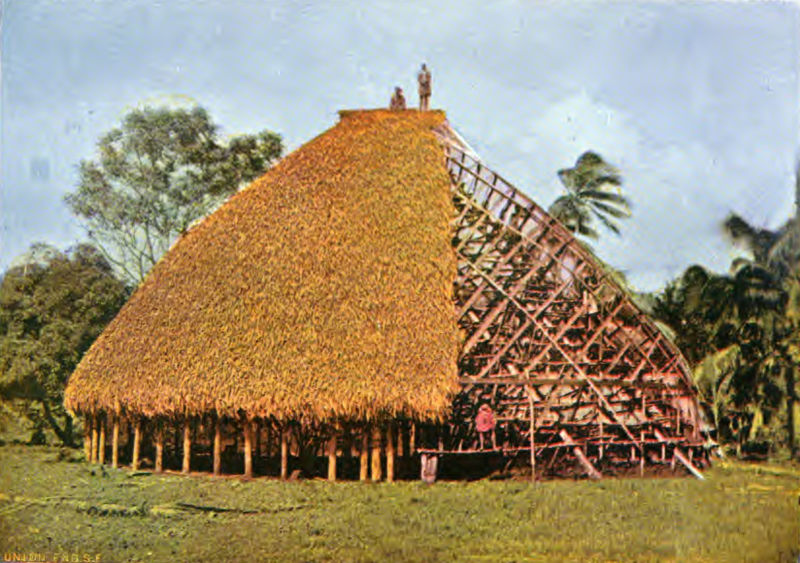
0, 445, 798, 562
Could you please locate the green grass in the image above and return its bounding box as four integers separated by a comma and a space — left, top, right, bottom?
1, 446, 798, 562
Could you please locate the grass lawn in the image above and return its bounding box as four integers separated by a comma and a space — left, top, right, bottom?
0, 445, 798, 562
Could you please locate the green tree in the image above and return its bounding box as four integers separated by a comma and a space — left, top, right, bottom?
0, 243, 129, 445
65, 105, 284, 284
655, 202, 800, 457
548, 151, 631, 239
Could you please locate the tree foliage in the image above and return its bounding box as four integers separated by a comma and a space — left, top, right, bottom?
654, 211, 800, 457
0, 244, 129, 445
65, 106, 284, 283
548, 151, 631, 239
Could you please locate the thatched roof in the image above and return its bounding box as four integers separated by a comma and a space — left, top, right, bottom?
65, 109, 461, 421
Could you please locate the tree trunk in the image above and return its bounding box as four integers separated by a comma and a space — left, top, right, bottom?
371, 425, 382, 482
243, 419, 253, 479
155, 421, 164, 473
98, 415, 106, 465
182, 417, 191, 474
213, 416, 222, 476
327, 432, 337, 482
132, 418, 141, 470
359, 430, 369, 481
280, 427, 289, 480
83, 415, 92, 461
111, 414, 120, 468
39, 399, 73, 447
386, 423, 395, 483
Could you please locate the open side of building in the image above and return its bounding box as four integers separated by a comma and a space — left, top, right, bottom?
64, 109, 709, 481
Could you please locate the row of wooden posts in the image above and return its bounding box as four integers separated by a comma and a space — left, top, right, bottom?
82, 413, 417, 482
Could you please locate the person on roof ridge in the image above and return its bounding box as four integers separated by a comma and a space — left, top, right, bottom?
390, 86, 406, 110
418, 63, 431, 111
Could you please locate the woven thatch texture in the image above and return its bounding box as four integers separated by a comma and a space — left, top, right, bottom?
65, 109, 460, 420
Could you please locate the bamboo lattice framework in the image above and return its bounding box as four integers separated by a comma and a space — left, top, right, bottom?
426, 123, 709, 478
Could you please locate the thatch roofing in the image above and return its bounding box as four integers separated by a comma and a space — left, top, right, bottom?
65, 109, 461, 421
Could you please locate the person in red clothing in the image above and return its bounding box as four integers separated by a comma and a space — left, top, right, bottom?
475, 404, 496, 450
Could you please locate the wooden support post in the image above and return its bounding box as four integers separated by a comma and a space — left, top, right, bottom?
559, 430, 601, 479
182, 417, 191, 474
90, 413, 99, 463
661, 442, 666, 462
359, 430, 369, 481
243, 419, 253, 479
397, 422, 405, 458
386, 424, 395, 483
111, 414, 120, 468
132, 418, 141, 470
654, 430, 704, 480
410, 423, 416, 453
155, 421, 164, 473
639, 431, 645, 476
327, 432, 337, 482
599, 420, 604, 460
213, 416, 222, 476
280, 427, 289, 480
83, 415, 92, 462
528, 390, 536, 481
98, 414, 106, 465
371, 425, 382, 482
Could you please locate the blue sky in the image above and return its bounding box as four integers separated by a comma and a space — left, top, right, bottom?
2, 0, 799, 291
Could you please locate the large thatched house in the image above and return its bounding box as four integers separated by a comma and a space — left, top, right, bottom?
65, 109, 707, 481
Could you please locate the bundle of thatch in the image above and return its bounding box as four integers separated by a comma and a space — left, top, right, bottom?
65, 109, 461, 423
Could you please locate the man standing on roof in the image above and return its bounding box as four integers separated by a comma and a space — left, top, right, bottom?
390, 86, 406, 110
418, 63, 431, 111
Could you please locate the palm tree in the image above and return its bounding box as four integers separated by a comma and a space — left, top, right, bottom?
548, 151, 631, 239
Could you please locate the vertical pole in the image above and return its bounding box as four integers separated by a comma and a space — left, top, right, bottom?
410, 423, 416, 453
371, 425, 382, 482
327, 431, 337, 482
98, 414, 106, 465
359, 429, 369, 481
243, 419, 253, 479
90, 412, 99, 463
83, 415, 92, 462
386, 423, 395, 483
639, 430, 645, 476
213, 416, 222, 476
599, 419, 604, 460
182, 417, 191, 474
280, 426, 289, 480
155, 420, 164, 473
397, 422, 405, 458
528, 389, 536, 481
132, 418, 141, 470
111, 413, 120, 468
